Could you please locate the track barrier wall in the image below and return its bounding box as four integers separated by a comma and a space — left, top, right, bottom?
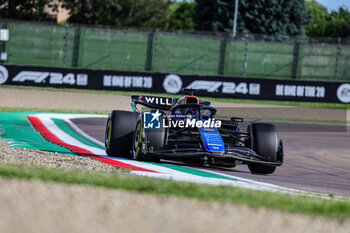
1, 64, 349, 104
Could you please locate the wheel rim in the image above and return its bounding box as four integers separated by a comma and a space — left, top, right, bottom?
133, 122, 141, 159
105, 119, 110, 148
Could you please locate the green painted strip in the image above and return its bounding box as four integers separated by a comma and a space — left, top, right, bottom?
0, 112, 73, 154
52, 118, 105, 150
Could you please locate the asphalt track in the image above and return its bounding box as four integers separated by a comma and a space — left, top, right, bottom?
72, 118, 350, 197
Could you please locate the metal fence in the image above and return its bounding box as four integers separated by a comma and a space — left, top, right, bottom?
1, 20, 349, 81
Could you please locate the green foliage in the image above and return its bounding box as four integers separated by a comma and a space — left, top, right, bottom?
193, 0, 234, 32
305, 0, 328, 37
0, 0, 56, 21
326, 9, 350, 37
117, 0, 171, 28
193, 0, 310, 36
60, 0, 171, 28
60, 0, 122, 26
306, 0, 350, 38
168, 2, 196, 30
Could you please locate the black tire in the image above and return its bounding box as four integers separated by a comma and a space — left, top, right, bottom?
247, 123, 279, 174
132, 115, 164, 162
248, 163, 276, 174
105, 110, 138, 158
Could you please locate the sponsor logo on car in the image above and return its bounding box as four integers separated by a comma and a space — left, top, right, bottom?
203, 128, 215, 132
143, 96, 172, 105
0, 65, 8, 85
337, 83, 350, 103
12, 71, 88, 86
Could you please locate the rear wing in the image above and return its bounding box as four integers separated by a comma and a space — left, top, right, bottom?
131, 95, 212, 112
131, 95, 177, 110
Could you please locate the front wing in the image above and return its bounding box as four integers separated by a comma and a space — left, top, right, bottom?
146, 146, 284, 166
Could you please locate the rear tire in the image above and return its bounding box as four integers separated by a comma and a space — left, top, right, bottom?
105, 110, 138, 158
247, 123, 279, 174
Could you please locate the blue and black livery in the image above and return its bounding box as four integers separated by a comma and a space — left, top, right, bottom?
105, 89, 284, 174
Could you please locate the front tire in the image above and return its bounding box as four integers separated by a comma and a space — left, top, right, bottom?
248, 163, 276, 174
132, 114, 164, 162
248, 123, 279, 174
105, 110, 138, 158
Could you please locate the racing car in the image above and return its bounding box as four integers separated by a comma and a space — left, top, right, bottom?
105, 90, 284, 174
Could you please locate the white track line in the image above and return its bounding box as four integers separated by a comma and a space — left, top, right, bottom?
64, 119, 105, 148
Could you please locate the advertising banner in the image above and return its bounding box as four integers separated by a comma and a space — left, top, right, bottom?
0, 64, 349, 103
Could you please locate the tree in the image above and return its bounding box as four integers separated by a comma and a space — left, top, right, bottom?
168, 2, 196, 30
193, 0, 310, 36
60, 0, 122, 26
118, 0, 171, 28
193, 0, 235, 32
305, 0, 350, 38
305, 0, 329, 37
60, 0, 171, 28
324, 8, 350, 37
0, 0, 56, 21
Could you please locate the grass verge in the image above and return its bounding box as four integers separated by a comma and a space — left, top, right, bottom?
1, 85, 349, 109
0, 162, 349, 220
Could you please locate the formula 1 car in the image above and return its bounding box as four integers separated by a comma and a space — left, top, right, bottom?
105, 90, 284, 174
